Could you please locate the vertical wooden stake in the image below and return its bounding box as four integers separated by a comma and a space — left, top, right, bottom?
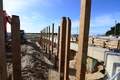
39, 31, 41, 44
91, 38, 94, 46
51, 23, 54, 54
64, 18, 71, 80
117, 40, 120, 50
46, 27, 48, 53
11, 15, 21, 80
40, 31, 43, 46
39, 31, 41, 45
45, 27, 47, 53
0, 0, 8, 79
54, 55, 57, 69
57, 26, 60, 59
58, 17, 66, 80
76, 0, 91, 80
43, 28, 45, 50
42, 30, 44, 49
48, 26, 51, 59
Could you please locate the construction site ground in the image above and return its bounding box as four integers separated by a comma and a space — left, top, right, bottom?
6, 34, 108, 80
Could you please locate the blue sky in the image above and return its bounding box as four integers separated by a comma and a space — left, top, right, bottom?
3, 0, 120, 35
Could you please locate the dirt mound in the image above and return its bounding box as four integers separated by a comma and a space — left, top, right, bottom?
7, 39, 49, 80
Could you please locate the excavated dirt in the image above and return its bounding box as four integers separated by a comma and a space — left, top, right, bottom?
6, 36, 107, 80
7, 38, 49, 80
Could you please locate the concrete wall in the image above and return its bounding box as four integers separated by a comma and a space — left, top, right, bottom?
49, 38, 120, 79
70, 43, 120, 80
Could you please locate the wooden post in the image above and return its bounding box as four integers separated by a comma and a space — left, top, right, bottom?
91, 38, 94, 46
39, 31, 41, 45
102, 41, 106, 48
54, 55, 57, 68
42, 30, 44, 49
46, 27, 48, 53
64, 18, 71, 80
40, 31, 43, 46
39, 31, 41, 43
11, 15, 21, 80
41, 31, 43, 47
117, 40, 120, 50
51, 23, 54, 54
58, 17, 66, 80
76, 0, 91, 80
43, 28, 45, 50
0, 0, 8, 80
45, 27, 47, 53
48, 26, 51, 59
56, 26, 60, 59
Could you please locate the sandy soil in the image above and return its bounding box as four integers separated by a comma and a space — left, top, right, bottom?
6, 36, 107, 80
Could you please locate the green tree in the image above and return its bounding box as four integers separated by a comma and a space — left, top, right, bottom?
105, 23, 120, 36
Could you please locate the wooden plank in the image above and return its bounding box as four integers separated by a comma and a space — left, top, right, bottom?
64, 18, 71, 80
51, 23, 54, 54
76, 0, 91, 80
11, 15, 21, 80
0, 0, 8, 79
48, 26, 51, 59
58, 17, 66, 80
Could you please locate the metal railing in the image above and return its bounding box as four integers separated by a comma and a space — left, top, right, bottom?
110, 70, 120, 80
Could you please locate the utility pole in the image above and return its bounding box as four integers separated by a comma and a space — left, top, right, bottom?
114, 20, 117, 38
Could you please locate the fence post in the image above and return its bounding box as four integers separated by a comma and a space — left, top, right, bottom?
64, 18, 71, 80
42, 30, 44, 48
51, 23, 54, 54
48, 26, 51, 59
43, 28, 45, 50
91, 38, 94, 46
117, 40, 120, 50
58, 17, 66, 80
54, 55, 57, 69
57, 26, 60, 59
11, 15, 21, 80
46, 27, 48, 53
76, 0, 91, 80
45, 27, 47, 53
0, 0, 8, 79
102, 41, 106, 48
54, 26, 60, 68
40, 31, 43, 46
41, 31, 43, 48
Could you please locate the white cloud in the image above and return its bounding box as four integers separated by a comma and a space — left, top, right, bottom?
3, 0, 57, 15
89, 14, 120, 35
3, 0, 62, 33
90, 14, 120, 27
3, 0, 29, 14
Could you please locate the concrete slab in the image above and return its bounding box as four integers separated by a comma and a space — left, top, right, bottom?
70, 43, 78, 52
105, 51, 120, 80
87, 46, 109, 61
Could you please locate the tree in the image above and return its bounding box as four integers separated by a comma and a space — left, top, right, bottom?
105, 23, 120, 36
